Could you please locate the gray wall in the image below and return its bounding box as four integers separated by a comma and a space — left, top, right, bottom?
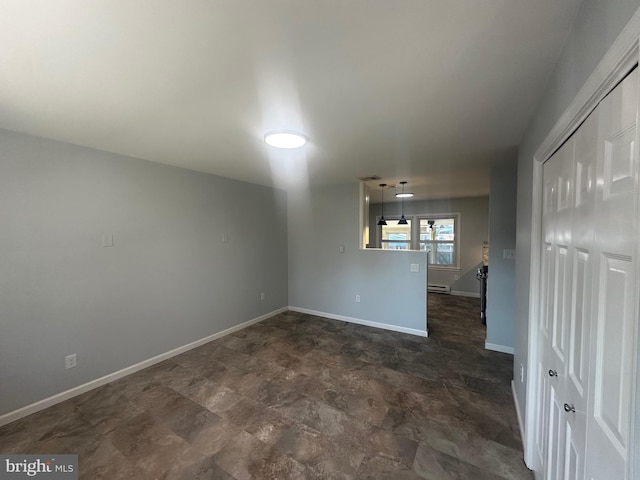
369, 196, 489, 296
514, 0, 640, 424
487, 155, 517, 350
289, 183, 428, 333
0, 129, 288, 416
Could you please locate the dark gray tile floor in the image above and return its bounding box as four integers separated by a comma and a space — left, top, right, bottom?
0, 294, 532, 479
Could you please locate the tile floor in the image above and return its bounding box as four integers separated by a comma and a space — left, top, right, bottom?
0, 294, 532, 479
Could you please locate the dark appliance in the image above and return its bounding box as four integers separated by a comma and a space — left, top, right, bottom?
476, 265, 488, 325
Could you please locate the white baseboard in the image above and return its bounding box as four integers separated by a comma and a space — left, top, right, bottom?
288, 306, 428, 338
485, 341, 515, 354
512, 380, 530, 470
450, 290, 480, 298
0, 307, 287, 428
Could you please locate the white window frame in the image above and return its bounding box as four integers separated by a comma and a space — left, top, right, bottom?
378, 217, 414, 250
418, 214, 460, 270
375, 213, 460, 270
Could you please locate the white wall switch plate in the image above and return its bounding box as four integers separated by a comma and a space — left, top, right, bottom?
503, 249, 516, 259
65, 353, 77, 370
411, 264, 419, 272
339, 245, 345, 253
355, 294, 361, 303
102, 233, 114, 247
222, 233, 229, 243
260, 292, 265, 300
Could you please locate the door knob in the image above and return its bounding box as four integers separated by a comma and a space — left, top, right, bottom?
563, 403, 575, 413
548, 369, 557, 377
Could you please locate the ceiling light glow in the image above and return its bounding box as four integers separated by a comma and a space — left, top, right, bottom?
395, 181, 414, 198
264, 131, 307, 149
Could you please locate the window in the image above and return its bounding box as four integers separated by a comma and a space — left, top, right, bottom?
376, 214, 459, 268
420, 217, 456, 266
380, 219, 412, 250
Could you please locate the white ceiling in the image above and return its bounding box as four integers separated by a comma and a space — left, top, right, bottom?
0, 1, 582, 200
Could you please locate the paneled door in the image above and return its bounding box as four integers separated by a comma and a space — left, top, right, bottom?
535, 68, 638, 480
535, 136, 559, 474
538, 131, 591, 480
584, 67, 638, 480
562, 103, 598, 480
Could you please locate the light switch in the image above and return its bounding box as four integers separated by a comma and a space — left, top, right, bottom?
339, 245, 345, 253
411, 264, 419, 272
102, 233, 114, 247
503, 249, 516, 259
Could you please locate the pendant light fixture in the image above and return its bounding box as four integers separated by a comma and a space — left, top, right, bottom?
377, 183, 387, 226
397, 181, 409, 225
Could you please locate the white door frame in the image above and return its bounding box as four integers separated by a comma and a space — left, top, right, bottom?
524, 8, 640, 477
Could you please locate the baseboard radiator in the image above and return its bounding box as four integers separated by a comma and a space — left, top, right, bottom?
427, 284, 451, 294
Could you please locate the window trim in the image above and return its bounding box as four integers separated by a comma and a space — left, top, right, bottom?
379, 217, 413, 250
376, 213, 461, 269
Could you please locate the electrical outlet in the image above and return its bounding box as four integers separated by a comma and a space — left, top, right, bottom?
260, 292, 265, 300
410, 264, 419, 272
355, 294, 361, 303
520, 363, 524, 383
65, 353, 77, 370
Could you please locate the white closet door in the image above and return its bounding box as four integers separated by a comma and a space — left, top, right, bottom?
545, 139, 574, 480
541, 134, 584, 480
562, 104, 599, 480
536, 139, 560, 474
584, 68, 638, 480
536, 68, 638, 480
